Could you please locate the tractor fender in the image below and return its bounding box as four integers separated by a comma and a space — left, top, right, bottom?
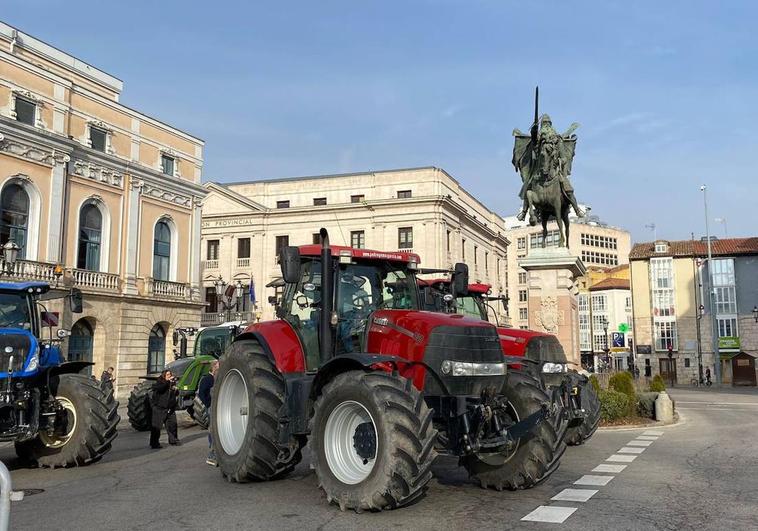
310, 354, 400, 400
234, 321, 306, 374
49, 361, 94, 377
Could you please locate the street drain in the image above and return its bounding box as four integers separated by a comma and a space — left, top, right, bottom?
22, 488, 44, 496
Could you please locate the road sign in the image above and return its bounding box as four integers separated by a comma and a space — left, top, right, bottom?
618, 323, 629, 333
612, 332, 625, 348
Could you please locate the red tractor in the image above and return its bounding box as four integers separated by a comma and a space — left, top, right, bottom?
211, 230, 565, 512
418, 278, 600, 446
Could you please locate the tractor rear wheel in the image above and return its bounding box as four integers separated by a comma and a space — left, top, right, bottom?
127, 380, 153, 431
312, 371, 437, 512
190, 395, 210, 430
15, 374, 120, 468
565, 378, 601, 446
211, 340, 302, 482
463, 370, 566, 490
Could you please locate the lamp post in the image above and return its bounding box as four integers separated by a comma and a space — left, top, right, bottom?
602, 317, 610, 371
234, 280, 244, 320
213, 275, 226, 323
701, 185, 721, 386
1, 241, 20, 275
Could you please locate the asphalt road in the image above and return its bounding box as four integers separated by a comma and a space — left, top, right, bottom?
3, 386, 757, 530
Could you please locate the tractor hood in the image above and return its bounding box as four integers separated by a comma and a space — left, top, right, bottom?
0, 328, 39, 377
164, 356, 195, 379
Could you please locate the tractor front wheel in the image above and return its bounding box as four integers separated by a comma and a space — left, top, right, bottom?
211, 340, 302, 482
463, 371, 566, 490
15, 374, 120, 467
312, 371, 436, 512
565, 377, 601, 446
127, 380, 153, 431
190, 395, 210, 430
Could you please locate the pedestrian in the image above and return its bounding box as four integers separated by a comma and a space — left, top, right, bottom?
198, 360, 219, 466
150, 369, 180, 449
100, 366, 115, 393
705, 367, 712, 386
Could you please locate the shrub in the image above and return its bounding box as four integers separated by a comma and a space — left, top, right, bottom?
589, 374, 601, 394
637, 392, 659, 419
609, 371, 635, 398
599, 389, 631, 422
649, 374, 666, 393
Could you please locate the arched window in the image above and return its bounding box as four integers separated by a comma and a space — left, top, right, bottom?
77, 204, 102, 271
0, 184, 30, 259
147, 323, 166, 374
153, 220, 171, 281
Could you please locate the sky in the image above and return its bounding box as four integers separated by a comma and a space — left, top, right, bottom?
4, 1, 757, 243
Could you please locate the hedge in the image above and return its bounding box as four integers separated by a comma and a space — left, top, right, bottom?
649, 374, 666, 393
598, 389, 631, 422
589, 374, 601, 394
637, 392, 659, 419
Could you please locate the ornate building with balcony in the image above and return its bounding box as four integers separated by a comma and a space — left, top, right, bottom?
0, 22, 206, 396
201, 167, 509, 323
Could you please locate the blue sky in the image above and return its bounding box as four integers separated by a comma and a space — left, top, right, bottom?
5, 1, 756, 242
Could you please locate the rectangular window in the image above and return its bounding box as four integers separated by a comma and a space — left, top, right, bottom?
350, 230, 365, 249
684, 358, 691, 368
237, 238, 250, 259
313, 197, 327, 206
276, 200, 290, 209
275, 235, 289, 255
484, 252, 489, 271
517, 237, 526, 250
90, 127, 107, 152
462, 238, 466, 260
654, 321, 678, 351
474, 245, 478, 265
312, 233, 321, 244
398, 227, 413, 249
518, 272, 527, 284
530, 230, 560, 249
351, 194, 365, 203
446, 230, 451, 252
14, 97, 36, 126
397, 190, 412, 199
519, 308, 528, 320
591, 294, 607, 312
207, 240, 220, 260
578, 294, 589, 312
205, 287, 218, 314
161, 154, 175, 176
717, 317, 738, 338
519, 290, 527, 303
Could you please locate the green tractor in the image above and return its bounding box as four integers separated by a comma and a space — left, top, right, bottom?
126, 322, 244, 431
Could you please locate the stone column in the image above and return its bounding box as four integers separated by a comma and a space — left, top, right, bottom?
189, 198, 202, 300
519, 248, 586, 366
47, 156, 69, 263
124, 177, 142, 295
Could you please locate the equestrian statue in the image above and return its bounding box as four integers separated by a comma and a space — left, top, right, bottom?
512, 87, 584, 248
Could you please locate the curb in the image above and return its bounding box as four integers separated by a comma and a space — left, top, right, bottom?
598, 412, 683, 432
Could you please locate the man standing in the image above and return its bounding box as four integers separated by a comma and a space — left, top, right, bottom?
150, 370, 180, 449
198, 361, 219, 465
100, 366, 115, 394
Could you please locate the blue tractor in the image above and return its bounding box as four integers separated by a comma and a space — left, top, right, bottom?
0, 281, 119, 467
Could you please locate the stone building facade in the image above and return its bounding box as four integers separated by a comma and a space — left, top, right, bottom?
504, 210, 632, 331
0, 22, 206, 397
201, 167, 510, 323
629, 238, 758, 386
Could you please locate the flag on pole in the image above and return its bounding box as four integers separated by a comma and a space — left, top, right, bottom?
249, 275, 257, 307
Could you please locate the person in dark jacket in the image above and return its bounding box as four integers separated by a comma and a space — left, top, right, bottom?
100, 367, 115, 393
197, 360, 219, 465
150, 369, 180, 449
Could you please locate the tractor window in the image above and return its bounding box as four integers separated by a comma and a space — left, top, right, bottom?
193, 327, 232, 358
283, 259, 322, 370
0, 292, 32, 330
455, 295, 486, 321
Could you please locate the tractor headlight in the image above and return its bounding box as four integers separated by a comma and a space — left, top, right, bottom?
440, 360, 507, 377
541, 362, 567, 374
25, 351, 39, 372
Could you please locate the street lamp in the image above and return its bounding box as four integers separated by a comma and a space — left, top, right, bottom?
1, 241, 20, 275
234, 279, 244, 319
701, 185, 721, 386
214, 276, 226, 322
602, 317, 610, 371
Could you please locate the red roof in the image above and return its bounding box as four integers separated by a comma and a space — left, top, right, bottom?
630, 238, 758, 260
589, 277, 630, 291
297, 244, 420, 264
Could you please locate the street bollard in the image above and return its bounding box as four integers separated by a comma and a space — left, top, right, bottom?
654, 391, 674, 424
0, 460, 23, 531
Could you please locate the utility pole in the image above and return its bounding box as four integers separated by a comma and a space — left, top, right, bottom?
691, 233, 704, 384
701, 185, 721, 386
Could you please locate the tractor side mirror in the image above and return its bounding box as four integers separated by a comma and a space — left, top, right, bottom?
452, 263, 469, 297
280, 246, 301, 284
172, 330, 179, 345
69, 288, 83, 314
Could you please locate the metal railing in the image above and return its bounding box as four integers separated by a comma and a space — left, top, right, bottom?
71, 269, 120, 291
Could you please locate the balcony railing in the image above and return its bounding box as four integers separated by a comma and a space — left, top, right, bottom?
202, 259, 219, 270
1, 259, 59, 282
237, 258, 250, 268
71, 269, 120, 291
148, 278, 191, 300
201, 310, 255, 326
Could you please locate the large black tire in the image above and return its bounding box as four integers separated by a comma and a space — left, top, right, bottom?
211, 340, 302, 482
127, 380, 153, 431
15, 374, 120, 468
312, 371, 436, 512
464, 370, 566, 490
190, 395, 210, 430
565, 377, 601, 446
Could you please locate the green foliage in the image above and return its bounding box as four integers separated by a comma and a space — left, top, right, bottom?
609, 371, 636, 398
637, 392, 659, 419
599, 389, 631, 422
649, 374, 666, 393
589, 374, 601, 394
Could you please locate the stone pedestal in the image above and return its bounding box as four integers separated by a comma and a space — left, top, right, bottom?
518, 247, 586, 367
